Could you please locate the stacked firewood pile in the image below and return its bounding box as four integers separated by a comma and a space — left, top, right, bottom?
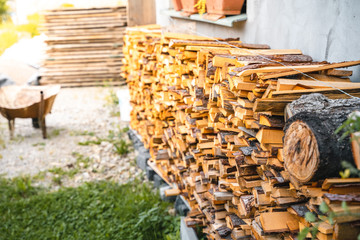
40, 6, 127, 87
123, 25, 360, 240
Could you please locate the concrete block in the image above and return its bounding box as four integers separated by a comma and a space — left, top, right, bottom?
146, 166, 155, 181
160, 185, 177, 202
136, 154, 147, 171
175, 196, 189, 216
128, 129, 144, 150
153, 174, 166, 188
180, 217, 198, 240
136, 147, 150, 171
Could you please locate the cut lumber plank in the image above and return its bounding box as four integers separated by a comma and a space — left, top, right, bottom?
39, 6, 127, 86
271, 87, 360, 100
256, 128, 284, 144
260, 60, 360, 80
276, 78, 360, 91
322, 178, 360, 190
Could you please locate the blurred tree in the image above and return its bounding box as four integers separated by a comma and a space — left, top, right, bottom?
0, 0, 9, 23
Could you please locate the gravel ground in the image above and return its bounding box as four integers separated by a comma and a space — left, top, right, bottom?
0, 86, 141, 188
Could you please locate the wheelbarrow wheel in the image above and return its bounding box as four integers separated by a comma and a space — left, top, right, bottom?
32, 118, 40, 128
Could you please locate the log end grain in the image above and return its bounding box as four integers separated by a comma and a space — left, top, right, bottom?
283, 120, 320, 183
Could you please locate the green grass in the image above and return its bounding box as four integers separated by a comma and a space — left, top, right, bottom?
70, 130, 96, 137
0, 178, 180, 240
0, 177, 42, 201
78, 127, 132, 156
32, 171, 46, 181
32, 142, 46, 147
48, 128, 63, 139
105, 89, 119, 106
48, 166, 79, 179
0, 136, 5, 149
110, 110, 120, 117
113, 139, 131, 155
45, 153, 93, 184
78, 138, 102, 146
73, 152, 92, 169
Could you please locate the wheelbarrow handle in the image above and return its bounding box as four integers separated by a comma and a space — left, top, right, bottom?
39, 91, 47, 139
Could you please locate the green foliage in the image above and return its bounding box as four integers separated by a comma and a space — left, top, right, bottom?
305, 211, 316, 222
341, 200, 350, 213
15, 23, 38, 37
46, 153, 93, 182
0, 11, 40, 55
78, 138, 102, 146
78, 127, 132, 156
105, 89, 119, 106
335, 111, 360, 141
0, 28, 18, 54
0, 178, 180, 239
0, 135, 5, 149
70, 130, 95, 136
73, 152, 92, 169
339, 168, 351, 179
32, 142, 46, 147
310, 226, 319, 239
32, 171, 46, 181
113, 139, 131, 155
336, 112, 360, 179
48, 128, 63, 138
110, 110, 120, 117
81, 130, 95, 136
120, 126, 130, 133
298, 227, 310, 240
194, 0, 206, 15
111, 127, 131, 156
0, 177, 41, 202
299, 201, 360, 240
319, 201, 329, 214
0, 0, 9, 23
52, 175, 62, 185
48, 167, 67, 176
15, 13, 41, 37
340, 161, 360, 178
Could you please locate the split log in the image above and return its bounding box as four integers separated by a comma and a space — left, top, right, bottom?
226, 213, 246, 229
283, 94, 360, 184
284, 113, 354, 183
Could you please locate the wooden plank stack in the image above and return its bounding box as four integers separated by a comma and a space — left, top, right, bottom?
40, 6, 127, 87
123, 25, 360, 240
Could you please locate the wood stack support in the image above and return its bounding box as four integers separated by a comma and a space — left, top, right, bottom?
123, 25, 360, 240
40, 6, 127, 87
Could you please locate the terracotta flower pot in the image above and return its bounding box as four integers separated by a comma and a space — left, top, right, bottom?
206, 0, 245, 15
181, 0, 198, 14
172, 0, 183, 11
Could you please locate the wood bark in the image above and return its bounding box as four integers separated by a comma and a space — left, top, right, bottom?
284, 112, 355, 183
284, 94, 360, 184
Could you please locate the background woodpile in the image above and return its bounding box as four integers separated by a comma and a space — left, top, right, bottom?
123, 24, 360, 240
40, 6, 127, 87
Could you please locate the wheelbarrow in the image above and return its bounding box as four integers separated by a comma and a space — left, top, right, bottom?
0, 85, 60, 139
